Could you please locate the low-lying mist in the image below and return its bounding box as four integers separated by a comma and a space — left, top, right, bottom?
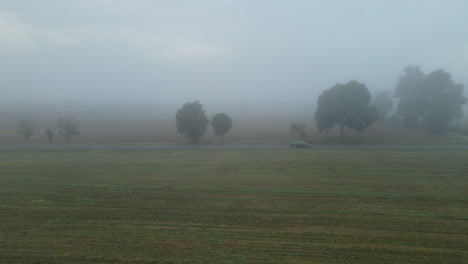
2, 99, 463, 144
0, 100, 315, 144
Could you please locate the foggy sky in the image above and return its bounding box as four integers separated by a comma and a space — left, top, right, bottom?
1, 0, 467, 105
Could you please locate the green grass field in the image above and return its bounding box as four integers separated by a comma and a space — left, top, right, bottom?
0, 149, 467, 263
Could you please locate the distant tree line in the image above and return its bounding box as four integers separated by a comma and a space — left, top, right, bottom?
177, 65, 466, 144
15, 117, 80, 143
12, 65, 466, 144
313, 66, 466, 138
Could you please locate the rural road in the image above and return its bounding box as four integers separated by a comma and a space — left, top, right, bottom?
1, 144, 468, 151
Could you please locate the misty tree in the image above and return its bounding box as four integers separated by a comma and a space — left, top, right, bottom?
176, 101, 209, 144
210, 113, 232, 144
395, 66, 467, 133
315, 80, 378, 137
57, 117, 80, 143
45, 129, 54, 143
394, 66, 427, 127
16, 120, 35, 142
289, 122, 307, 140
372, 91, 393, 119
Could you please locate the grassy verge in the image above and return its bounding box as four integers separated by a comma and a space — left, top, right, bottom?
0, 149, 467, 263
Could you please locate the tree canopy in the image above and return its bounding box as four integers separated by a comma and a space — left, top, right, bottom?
315, 80, 378, 137
210, 113, 232, 144
176, 101, 209, 144
395, 66, 467, 133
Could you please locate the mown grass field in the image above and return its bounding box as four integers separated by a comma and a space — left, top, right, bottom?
0, 149, 467, 263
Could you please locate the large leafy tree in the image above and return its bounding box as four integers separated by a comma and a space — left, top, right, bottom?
395, 66, 467, 133
176, 101, 209, 144
315, 80, 378, 137
210, 113, 232, 144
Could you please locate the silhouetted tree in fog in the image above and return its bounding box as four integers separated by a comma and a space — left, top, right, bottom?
16, 120, 35, 142
176, 101, 209, 144
57, 117, 80, 143
211, 113, 232, 144
394, 66, 428, 127
395, 66, 467, 134
372, 91, 393, 119
315, 80, 378, 137
289, 122, 307, 140
45, 129, 54, 143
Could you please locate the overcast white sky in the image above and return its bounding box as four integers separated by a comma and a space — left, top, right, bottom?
1, 0, 467, 105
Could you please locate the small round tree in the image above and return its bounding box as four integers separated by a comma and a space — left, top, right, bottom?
211, 113, 232, 144
176, 101, 209, 144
